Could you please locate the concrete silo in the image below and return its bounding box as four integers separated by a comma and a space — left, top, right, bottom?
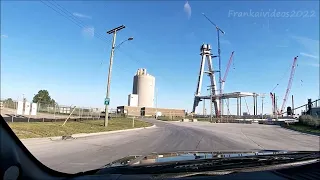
132, 68, 155, 107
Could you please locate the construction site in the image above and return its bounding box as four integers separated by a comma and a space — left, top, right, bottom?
190, 43, 319, 122
187, 14, 319, 122
130, 14, 319, 122
115, 15, 319, 121
2, 15, 318, 123
117, 43, 319, 121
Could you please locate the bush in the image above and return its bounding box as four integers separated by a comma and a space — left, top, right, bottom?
299, 115, 320, 128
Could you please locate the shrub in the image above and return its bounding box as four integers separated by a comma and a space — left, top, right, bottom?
299, 115, 320, 128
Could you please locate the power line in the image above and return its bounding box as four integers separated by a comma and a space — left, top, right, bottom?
40, 0, 136, 73
41, 0, 175, 85
40, 1, 84, 29
44, 1, 111, 43
50, 1, 142, 66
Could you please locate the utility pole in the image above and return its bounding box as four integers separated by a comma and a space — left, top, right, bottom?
203, 99, 205, 116
275, 96, 278, 121
155, 87, 158, 119
104, 25, 125, 127
261, 93, 265, 119
292, 95, 294, 116
207, 86, 213, 123
210, 88, 213, 123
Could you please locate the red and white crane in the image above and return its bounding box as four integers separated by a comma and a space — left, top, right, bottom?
221, 51, 235, 92
270, 56, 298, 115
280, 56, 298, 115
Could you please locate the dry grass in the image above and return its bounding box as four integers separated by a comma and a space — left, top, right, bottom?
8, 118, 152, 139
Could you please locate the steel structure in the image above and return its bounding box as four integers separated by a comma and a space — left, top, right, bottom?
202, 13, 225, 118
280, 56, 298, 114
192, 44, 219, 116
269, 56, 298, 116
270, 92, 275, 115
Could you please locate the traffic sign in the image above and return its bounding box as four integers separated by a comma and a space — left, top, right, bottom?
104, 98, 110, 105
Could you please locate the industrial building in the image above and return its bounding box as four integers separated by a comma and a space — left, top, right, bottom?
117, 106, 185, 117
127, 94, 138, 107
117, 106, 141, 116
129, 68, 155, 108
119, 68, 185, 117
141, 107, 185, 117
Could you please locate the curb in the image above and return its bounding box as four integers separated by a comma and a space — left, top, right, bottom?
71, 124, 157, 139
22, 125, 157, 141
49, 136, 63, 141
21, 136, 62, 141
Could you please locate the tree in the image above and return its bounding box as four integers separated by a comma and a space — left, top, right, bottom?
3, 98, 15, 108
32, 90, 57, 105
4, 98, 14, 104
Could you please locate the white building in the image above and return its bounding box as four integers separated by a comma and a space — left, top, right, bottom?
128, 94, 138, 107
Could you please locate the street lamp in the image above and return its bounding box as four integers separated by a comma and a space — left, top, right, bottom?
104, 25, 133, 127
114, 37, 134, 50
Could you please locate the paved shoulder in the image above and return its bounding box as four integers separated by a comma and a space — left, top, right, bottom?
163, 121, 319, 151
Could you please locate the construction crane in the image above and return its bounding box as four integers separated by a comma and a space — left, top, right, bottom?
221, 51, 235, 92
280, 56, 298, 114
202, 13, 225, 118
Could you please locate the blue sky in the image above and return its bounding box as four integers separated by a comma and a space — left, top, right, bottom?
1, 1, 319, 115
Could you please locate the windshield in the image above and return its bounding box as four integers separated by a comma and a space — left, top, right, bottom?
1, 0, 319, 174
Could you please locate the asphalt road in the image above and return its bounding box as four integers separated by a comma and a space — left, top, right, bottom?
21, 119, 319, 174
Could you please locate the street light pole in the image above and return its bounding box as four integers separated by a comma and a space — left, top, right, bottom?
155, 87, 158, 119
262, 97, 264, 119
207, 86, 213, 123
260, 93, 265, 119
105, 25, 125, 127
210, 88, 213, 123
275, 96, 279, 121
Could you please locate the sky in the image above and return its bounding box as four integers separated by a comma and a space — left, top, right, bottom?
1, 1, 319, 115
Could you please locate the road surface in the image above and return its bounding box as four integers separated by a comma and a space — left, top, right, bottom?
21, 119, 319, 173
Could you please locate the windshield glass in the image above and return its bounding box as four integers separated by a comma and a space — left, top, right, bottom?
1, 0, 319, 174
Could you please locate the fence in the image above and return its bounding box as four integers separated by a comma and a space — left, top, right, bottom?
0, 99, 115, 122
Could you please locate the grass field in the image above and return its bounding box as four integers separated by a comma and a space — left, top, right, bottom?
283, 124, 320, 136
8, 118, 152, 139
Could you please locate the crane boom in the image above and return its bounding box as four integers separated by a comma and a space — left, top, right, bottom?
221, 51, 234, 90
280, 56, 298, 114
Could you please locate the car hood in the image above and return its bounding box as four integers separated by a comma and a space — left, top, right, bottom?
104, 150, 292, 167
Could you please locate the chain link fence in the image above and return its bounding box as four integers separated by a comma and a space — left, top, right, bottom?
0, 98, 117, 122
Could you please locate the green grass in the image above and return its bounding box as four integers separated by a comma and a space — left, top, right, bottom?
283, 124, 320, 135
8, 118, 152, 139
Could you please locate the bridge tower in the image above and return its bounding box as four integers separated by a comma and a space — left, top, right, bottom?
192, 44, 219, 116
